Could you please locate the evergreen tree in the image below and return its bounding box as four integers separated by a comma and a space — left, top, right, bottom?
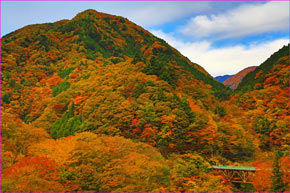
271, 150, 285, 192
51, 81, 70, 97
2, 93, 10, 104
50, 103, 82, 139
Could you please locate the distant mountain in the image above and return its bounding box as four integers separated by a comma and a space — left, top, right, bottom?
223, 66, 257, 89
215, 75, 233, 83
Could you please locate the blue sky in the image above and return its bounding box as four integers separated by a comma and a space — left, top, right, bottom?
1, 1, 289, 76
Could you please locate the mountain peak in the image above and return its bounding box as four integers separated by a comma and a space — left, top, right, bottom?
74, 9, 100, 17
73, 9, 120, 21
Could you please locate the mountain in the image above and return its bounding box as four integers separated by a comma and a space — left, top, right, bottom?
2, 9, 288, 192
223, 66, 257, 89
1, 9, 233, 142
1, 9, 239, 192
215, 75, 233, 83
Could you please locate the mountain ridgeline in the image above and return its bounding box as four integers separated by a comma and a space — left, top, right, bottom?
1, 9, 236, 146
2, 9, 230, 98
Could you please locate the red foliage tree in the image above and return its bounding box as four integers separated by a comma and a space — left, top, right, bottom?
3, 156, 64, 192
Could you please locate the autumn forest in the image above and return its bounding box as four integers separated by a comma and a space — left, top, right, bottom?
1, 9, 289, 192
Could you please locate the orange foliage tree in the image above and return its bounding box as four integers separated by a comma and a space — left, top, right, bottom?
2, 156, 64, 192
252, 162, 272, 191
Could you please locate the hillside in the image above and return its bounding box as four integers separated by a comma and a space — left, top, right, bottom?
236, 45, 289, 93
215, 75, 233, 83
1, 9, 288, 192
223, 66, 257, 89
234, 45, 289, 152
2, 9, 230, 96
224, 46, 289, 191
1, 9, 235, 148
1, 9, 239, 192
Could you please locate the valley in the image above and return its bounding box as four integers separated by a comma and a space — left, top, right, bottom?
1, 9, 289, 192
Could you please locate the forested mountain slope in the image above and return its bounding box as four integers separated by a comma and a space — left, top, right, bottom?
1, 9, 235, 152
229, 45, 289, 192
235, 45, 289, 153
1, 9, 288, 192
236, 49, 289, 152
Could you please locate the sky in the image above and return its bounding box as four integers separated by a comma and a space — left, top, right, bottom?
1, 1, 289, 76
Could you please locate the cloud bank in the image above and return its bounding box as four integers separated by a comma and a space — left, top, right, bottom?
121, 2, 211, 27
181, 1, 289, 39
151, 30, 289, 76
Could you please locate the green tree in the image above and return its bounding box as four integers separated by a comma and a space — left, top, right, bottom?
132, 83, 146, 98
214, 106, 226, 117
58, 67, 74, 79
52, 81, 70, 97
142, 57, 175, 85
271, 151, 285, 192
8, 79, 16, 87
2, 93, 10, 104
50, 103, 82, 139
253, 115, 272, 150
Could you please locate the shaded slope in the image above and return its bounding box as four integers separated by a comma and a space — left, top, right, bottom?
215, 75, 233, 83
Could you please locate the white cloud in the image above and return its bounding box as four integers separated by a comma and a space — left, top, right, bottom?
151, 30, 289, 76
181, 1, 289, 39
115, 2, 211, 27
1, 1, 213, 35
